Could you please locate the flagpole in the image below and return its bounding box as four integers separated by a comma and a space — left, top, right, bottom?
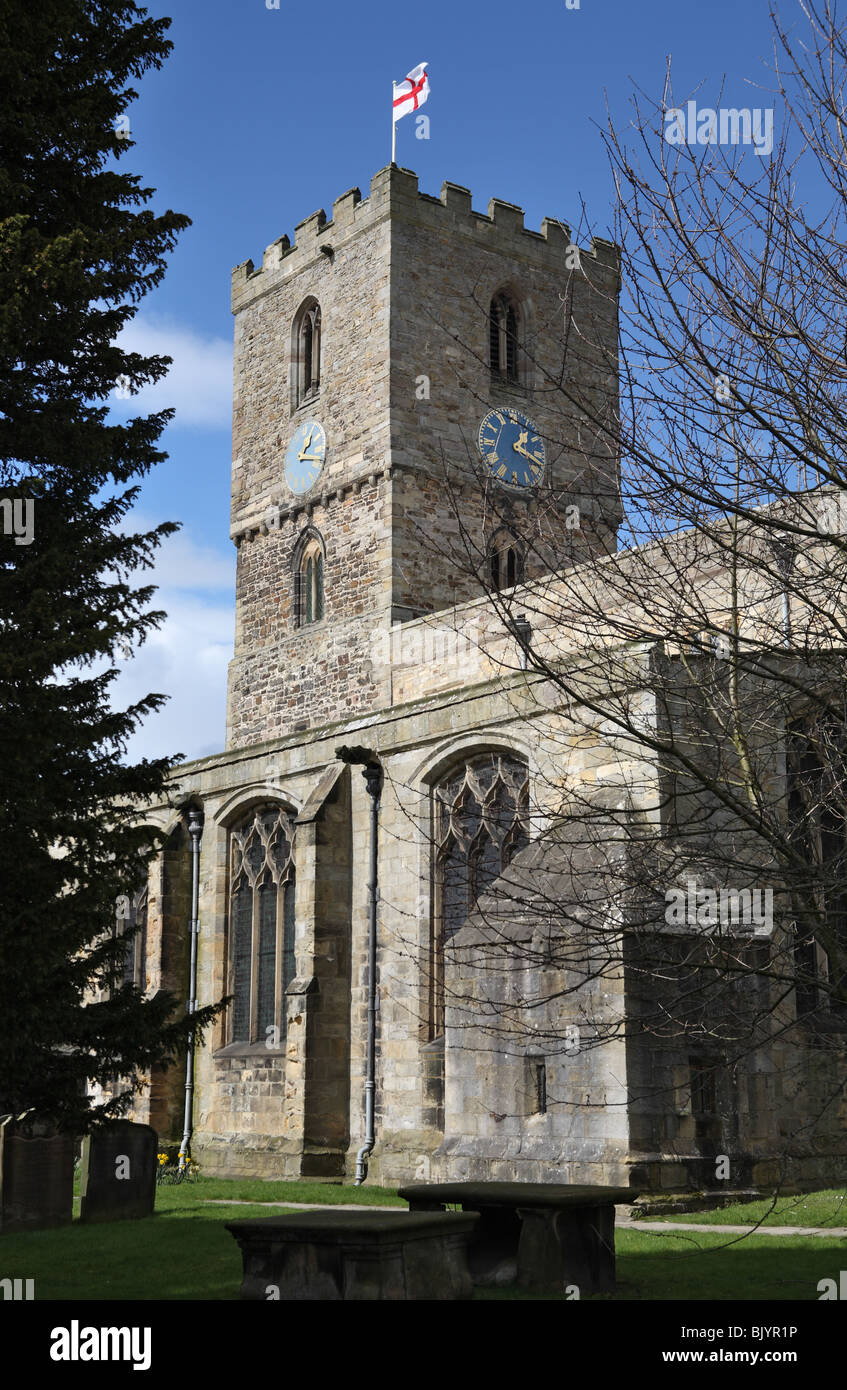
391, 82, 396, 164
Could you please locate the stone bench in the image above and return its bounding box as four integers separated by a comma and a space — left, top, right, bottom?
397, 1182, 636, 1294
225, 1208, 480, 1301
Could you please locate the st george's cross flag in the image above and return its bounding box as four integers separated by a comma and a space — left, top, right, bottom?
393, 62, 430, 122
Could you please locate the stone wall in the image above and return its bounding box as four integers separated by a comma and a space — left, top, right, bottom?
134, 646, 847, 1190
387, 168, 621, 616
227, 480, 392, 748
226, 165, 620, 748
226, 170, 393, 750
117, 168, 847, 1193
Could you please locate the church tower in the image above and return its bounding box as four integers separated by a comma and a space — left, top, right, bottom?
226, 165, 620, 750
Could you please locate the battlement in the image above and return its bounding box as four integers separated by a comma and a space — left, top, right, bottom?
231, 165, 619, 311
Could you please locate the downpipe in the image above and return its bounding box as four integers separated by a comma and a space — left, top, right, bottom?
179, 807, 203, 1173
336, 746, 382, 1185
355, 760, 382, 1184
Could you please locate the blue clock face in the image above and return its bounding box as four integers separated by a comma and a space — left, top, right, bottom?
285, 420, 327, 495
477, 408, 545, 489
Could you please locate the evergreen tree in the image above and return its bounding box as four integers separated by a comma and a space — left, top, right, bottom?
0, 0, 223, 1130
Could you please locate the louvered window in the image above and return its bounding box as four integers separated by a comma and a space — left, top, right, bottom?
489, 294, 520, 382
488, 532, 524, 592
300, 542, 324, 626
295, 301, 321, 407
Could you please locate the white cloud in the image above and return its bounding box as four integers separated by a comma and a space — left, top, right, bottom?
111, 522, 236, 763
112, 316, 233, 429
142, 526, 235, 593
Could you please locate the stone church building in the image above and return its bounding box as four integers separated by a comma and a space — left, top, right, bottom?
123, 165, 847, 1191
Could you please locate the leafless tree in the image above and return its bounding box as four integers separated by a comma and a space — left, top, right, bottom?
386, 1, 847, 1198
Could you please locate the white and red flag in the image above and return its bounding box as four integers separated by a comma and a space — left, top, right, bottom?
393, 62, 430, 122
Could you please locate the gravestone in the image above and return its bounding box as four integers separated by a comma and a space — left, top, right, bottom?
226, 1209, 481, 1300
400, 1182, 635, 1293
0, 1113, 75, 1233
78, 1120, 158, 1224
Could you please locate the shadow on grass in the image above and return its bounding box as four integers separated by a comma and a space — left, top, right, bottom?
603, 1229, 842, 1301
0, 1199, 284, 1301
473, 1228, 842, 1300
0, 1200, 841, 1301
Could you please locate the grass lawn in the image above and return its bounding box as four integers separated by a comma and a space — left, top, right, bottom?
477, 1227, 845, 1300
607, 1226, 842, 1301
0, 1190, 278, 1300
0, 1179, 841, 1300
158, 1176, 405, 1207
654, 1188, 847, 1230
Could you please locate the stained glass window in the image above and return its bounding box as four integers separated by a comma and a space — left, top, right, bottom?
787, 712, 847, 1014
114, 873, 148, 993
229, 805, 297, 1045
430, 753, 529, 1037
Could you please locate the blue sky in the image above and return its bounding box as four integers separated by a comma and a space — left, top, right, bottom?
113, 0, 787, 762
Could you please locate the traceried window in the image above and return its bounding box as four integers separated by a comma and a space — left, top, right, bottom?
294, 300, 321, 407
787, 712, 847, 1014
298, 537, 324, 625
229, 805, 296, 1046
430, 753, 529, 1038
489, 292, 520, 383
689, 1057, 723, 1152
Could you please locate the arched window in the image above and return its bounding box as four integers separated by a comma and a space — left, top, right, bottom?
430, 753, 529, 1038
787, 711, 847, 1014
229, 805, 296, 1046
489, 292, 520, 382
297, 537, 324, 626
488, 531, 524, 591
122, 881, 148, 989
113, 871, 148, 993
294, 300, 321, 408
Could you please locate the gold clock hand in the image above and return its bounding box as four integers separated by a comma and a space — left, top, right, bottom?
297, 429, 314, 461
513, 430, 528, 452
513, 443, 543, 465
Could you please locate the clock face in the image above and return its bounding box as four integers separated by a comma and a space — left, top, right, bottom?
285, 420, 327, 495
477, 408, 545, 489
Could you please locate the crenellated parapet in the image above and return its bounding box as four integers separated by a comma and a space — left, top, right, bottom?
231, 165, 619, 313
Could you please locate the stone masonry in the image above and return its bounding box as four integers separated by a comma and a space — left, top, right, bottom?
123, 167, 847, 1193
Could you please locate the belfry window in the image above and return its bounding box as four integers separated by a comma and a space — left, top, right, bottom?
229, 805, 296, 1046
489, 293, 520, 382
489, 534, 524, 591
430, 753, 529, 1038
294, 300, 321, 407
299, 539, 324, 625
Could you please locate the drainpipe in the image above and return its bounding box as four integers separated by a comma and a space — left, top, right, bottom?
179, 807, 203, 1173
335, 746, 383, 1184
